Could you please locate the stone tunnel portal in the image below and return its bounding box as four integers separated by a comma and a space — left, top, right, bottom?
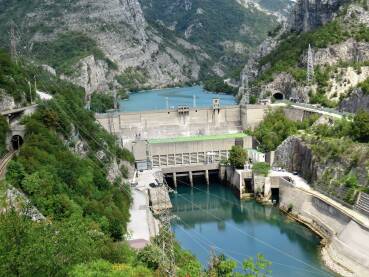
11, 135, 24, 150
273, 92, 284, 100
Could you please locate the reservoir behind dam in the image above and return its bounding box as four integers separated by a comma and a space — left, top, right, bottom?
119, 86, 236, 112
171, 181, 332, 277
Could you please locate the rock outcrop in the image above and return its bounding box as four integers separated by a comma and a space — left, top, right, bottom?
274, 136, 316, 182
0, 0, 203, 95
274, 136, 369, 196
291, 0, 351, 32
339, 88, 369, 113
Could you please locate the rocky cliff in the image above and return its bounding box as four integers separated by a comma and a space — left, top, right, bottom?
274, 135, 369, 203
339, 88, 369, 113
291, 0, 351, 32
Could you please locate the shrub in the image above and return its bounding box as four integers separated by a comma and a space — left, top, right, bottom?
252, 162, 271, 177
228, 145, 248, 169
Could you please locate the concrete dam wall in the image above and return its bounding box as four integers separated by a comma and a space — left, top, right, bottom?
279, 180, 369, 276
96, 104, 268, 142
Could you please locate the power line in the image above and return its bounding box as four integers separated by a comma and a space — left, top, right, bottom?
154, 171, 176, 277
175, 216, 326, 276
173, 186, 332, 276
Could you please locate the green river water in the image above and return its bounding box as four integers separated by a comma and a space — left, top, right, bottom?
170, 180, 333, 277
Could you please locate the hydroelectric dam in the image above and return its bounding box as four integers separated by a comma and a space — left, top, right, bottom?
96, 95, 369, 276
96, 99, 333, 192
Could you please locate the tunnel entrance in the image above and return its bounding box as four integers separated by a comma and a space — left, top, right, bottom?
11, 135, 23, 150
273, 92, 284, 100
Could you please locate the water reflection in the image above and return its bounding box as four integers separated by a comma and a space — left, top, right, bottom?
171, 182, 332, 277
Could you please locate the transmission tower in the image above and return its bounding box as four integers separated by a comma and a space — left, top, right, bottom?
9, 22, 18, 64
154, 171, 176, 277
307, 44, 314, 84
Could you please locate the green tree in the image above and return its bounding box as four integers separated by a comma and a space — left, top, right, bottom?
0, 115, 9, 156
90, 92, 115, 113
252, 163, 271, 177
207, 253, 272, 277
228, 145, 248, 169
0, 211, 107, 277
352, 110, 369, 142
252, 109, 301, 152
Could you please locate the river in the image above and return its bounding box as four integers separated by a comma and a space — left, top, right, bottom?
171, 181, 332, 277
119, 86, 236, 112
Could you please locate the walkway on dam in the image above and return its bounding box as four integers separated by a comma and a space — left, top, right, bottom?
127, 170, 160, 249
271, 102, 349, 119
270, 171, 369, 229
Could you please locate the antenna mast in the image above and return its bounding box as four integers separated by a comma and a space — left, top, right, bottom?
307, 44, 314, 84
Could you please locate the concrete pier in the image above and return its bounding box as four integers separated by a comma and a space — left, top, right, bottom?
189, 171, 193, 187
173, 172, 177, 188
205, 169, 209, 185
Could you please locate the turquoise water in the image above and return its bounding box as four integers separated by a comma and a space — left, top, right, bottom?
171, 182, 332, 277
119, 86, 236, 112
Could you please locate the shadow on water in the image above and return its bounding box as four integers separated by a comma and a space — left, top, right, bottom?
170, 180, 333, 277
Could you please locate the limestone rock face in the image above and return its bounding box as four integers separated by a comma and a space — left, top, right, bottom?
61, 55, 114, 96
339, 88, 369, 113
0, 90, 16, 112
291, 0, 350, 32
274, 136, 316, 182
274, 136, 369, 193
313, 39, 369, 66
10, 0, 201, 94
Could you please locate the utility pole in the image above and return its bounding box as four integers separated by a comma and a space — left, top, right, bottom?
307, 44, 315, 84
154, 171, 176, 277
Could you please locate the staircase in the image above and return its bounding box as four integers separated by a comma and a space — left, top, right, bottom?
355, 192, 369, 217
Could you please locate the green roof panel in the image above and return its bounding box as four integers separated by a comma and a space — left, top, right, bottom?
148, 133, 247, 144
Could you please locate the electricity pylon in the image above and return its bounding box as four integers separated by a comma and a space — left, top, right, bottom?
307, 44, 314, 84
9, 21, 18, 64
154, 171, 176, 277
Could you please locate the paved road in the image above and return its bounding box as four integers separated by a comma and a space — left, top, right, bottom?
270, 170, 369, 229
270, 102, 350, 119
